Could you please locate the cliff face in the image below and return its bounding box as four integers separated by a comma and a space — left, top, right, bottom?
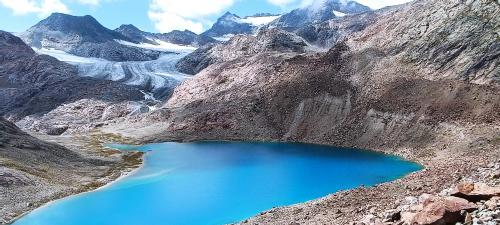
176, 28, 308, 74
124, 0, 499, 157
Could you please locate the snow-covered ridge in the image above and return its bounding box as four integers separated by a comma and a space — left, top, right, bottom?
115, 39, 197, 53
240, 15, 281, 26
333, 10, 347, 17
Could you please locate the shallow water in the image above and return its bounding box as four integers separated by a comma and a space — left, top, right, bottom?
13, 142, 422, 225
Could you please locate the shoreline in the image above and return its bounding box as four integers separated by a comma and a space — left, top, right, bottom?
2, 133, 146, 225
7, 126, 499, 225
8, 138, 426, 225
7, 159, 145, 225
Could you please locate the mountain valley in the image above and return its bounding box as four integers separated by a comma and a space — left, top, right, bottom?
0, 0, 499, 224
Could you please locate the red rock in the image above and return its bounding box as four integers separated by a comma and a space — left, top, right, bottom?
451, 182, 500, 202
409, 196, 477, 225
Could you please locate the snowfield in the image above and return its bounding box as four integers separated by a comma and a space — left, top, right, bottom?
333, 10, 347, 17
241, 15, 281, 26
115, 39, 197, 53
34, 48, 103, 64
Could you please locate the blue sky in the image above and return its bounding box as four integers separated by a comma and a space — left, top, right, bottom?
0, 0, 413, 33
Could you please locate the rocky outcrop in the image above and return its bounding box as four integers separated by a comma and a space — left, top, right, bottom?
202, 12, 255, 38
19, 13, 161, 61
268, 0, 370, 30
354, 179, 500, 225
16, 99, 151, 135
294, 10, 378, 48
408, 196, 477, 225
451, 182, 500, 202
176, 28, 307, 74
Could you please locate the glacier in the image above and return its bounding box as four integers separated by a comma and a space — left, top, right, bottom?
34, 47, 192, 99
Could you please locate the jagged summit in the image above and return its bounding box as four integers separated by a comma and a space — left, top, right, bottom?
115, 24, 156, 44
202, 11, 283, 39
202, 12, 253, 38
269, 0, 370, 30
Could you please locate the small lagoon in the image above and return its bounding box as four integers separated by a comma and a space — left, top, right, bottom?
13, 142, 422, 225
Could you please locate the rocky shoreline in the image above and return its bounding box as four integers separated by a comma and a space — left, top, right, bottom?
0, 133, 144, 225
232, 126, 500, 225
3, 123, 499, 225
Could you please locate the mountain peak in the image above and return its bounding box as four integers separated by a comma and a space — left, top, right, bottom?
119, 24, 140, 30
22, 13, 131, 48
268, 0, 370, 29
222, 11, 238, 18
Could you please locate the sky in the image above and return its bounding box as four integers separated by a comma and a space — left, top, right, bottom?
0, 0, 413, 34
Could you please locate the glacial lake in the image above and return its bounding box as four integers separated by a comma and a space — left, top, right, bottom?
13, 142, 422, 225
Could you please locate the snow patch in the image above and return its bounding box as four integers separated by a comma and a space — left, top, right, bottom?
115, 39, 196, 53
213, 34, 235, 42
241, 15, 281, 26
34, 48, 103, 64
333, 10, 347, 17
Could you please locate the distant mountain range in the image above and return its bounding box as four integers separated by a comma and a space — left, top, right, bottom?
19, 13, 218, 61
202, 0, 371, 39
202, 12, 281, 39
16, 0, 372, 62
115, 24, 216, 47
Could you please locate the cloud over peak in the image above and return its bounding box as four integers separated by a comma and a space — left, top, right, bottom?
0, 0, 69, 16
0, 0, 103, 17
148, 0, 236, 34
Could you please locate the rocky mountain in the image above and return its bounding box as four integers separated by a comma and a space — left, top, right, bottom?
176, 28, 307, 74
163, 0, 499, 142
115, 24, 216, 47
0, 30, 144, 131
294, 10, 378, 48
202, 12, 281, 39
19, 13, 162, 61
268, 0, 371, 30
114, 24, 157, 45
110, 1, 499, 223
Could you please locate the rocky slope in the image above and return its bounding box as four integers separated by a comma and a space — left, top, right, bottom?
176, 28, 308, 74
202, 12, 255, 38
19, 13, 162, 61
202, 12, 281, 39
0, 117, 142, 224
0, 30, 146, 133
108, 0, 499, 223
268, 0, 370, 31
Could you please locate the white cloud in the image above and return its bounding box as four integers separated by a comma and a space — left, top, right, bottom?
0, 0, 69, 17
74, 0, 100, 5
355, 0, 413, 9
148, 0, 236, 34
266, 0, 414, 9
266, 0, 296, 7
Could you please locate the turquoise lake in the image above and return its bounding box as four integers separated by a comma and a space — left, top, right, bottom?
13, 142, 422, 225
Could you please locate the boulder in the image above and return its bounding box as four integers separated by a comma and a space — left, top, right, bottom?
408, 196, 477, 225
451, 182, 500, 202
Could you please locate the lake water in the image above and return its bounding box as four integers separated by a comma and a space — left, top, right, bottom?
13, 142, 422, 225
